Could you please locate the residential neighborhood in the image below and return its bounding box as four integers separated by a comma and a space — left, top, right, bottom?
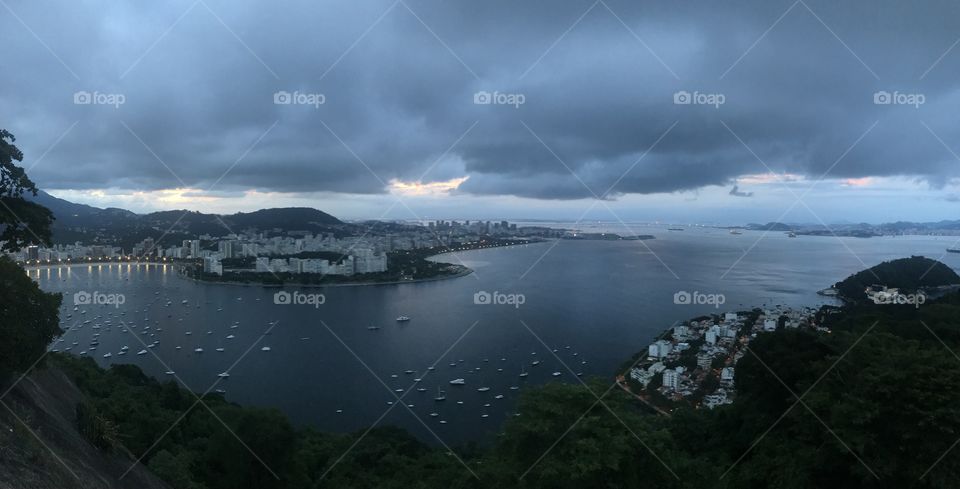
621, 305, 827, 410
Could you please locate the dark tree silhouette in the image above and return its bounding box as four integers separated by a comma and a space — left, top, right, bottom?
0, 129, 54, 251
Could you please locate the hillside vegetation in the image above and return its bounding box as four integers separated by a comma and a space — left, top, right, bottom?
833, 255, 960, 301
43, 284, 960, 488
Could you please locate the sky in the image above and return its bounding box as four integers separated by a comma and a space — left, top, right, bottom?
4, 0, 960, 224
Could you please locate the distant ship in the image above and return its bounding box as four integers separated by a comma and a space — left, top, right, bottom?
729, 229, 743, 235
449, 378, 465, 385
948, 247, 960, 253
787, 232, 798, 238
667, 227, 685, 231
396, 316, 411, 322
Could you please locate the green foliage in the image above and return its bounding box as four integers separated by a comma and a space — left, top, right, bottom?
834, 256, 960, 300
29, 256, 960, 488
0, 129, 54, 251
76, 401, 119, 451
0, 255, 62, 381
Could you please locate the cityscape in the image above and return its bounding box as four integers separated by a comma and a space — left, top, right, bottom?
6, 1, 960, 488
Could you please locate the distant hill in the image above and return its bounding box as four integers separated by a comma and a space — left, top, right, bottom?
138, 207, 342, 238
26, 191, 346, 248
833, 256, 960, 301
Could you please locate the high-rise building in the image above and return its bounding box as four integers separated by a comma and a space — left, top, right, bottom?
202, 256, 223, 275
662, 369, 679, 391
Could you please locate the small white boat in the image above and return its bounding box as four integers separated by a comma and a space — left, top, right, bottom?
261, 346, 271, 352
137, 349, 147, 355
495, 394, 504, 399
216, 348, 225, 352
218, 372, 230, 378
477, 387, 490, 392
396, 316, 410, 322
226, 335, 235, 339
102, 353, 112, 358
165, 371, 175, 375
434, 388, 446, 401
449, 378, 466, 385
552, 371, 562, 377
194, 347, 204, 353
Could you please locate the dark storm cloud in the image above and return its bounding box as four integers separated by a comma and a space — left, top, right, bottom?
4, 0, 960, 200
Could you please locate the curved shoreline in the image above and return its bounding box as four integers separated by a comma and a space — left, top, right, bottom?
181, 266, 474, 289
25, 240, 544, 288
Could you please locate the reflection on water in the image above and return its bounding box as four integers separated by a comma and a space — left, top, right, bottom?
33, 229, 960, 445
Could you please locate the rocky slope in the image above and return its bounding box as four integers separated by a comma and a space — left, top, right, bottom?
0, 367, 169, 489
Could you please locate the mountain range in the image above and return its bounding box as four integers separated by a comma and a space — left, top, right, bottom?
27, 191, 345, 248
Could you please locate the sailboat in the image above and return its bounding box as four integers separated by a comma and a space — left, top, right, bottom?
519, 365, 529, 378
434, 387, 446, 401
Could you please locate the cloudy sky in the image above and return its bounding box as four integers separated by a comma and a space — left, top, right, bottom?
4, 0, 960, 224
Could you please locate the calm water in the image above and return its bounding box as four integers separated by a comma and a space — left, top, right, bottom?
32, 228, 960, 446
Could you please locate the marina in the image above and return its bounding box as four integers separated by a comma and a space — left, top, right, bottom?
33, 230, 960, 445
